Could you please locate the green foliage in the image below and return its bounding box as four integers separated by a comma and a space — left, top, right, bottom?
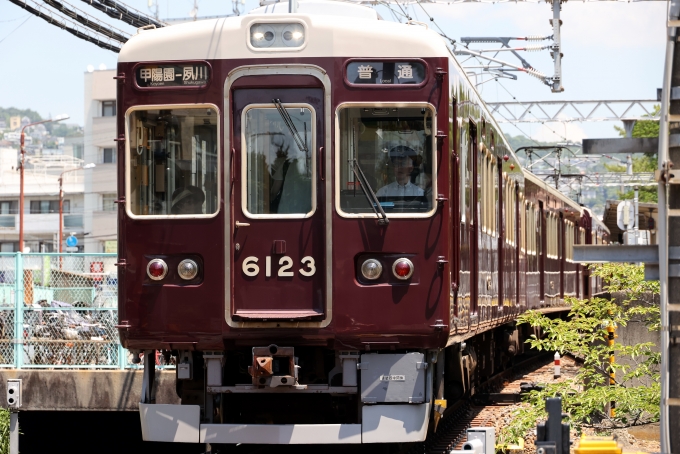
0, 106, 42, 127
0, 408, 9, 454
612, 106, 660, 203
614, 105, 661, 139
497, 264, 660, 449
615, 154, 658, 202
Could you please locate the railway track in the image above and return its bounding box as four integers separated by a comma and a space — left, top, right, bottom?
420, 353, 579, 454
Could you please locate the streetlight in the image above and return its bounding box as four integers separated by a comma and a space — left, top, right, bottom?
59, 163, 95, 253
19, 114, 69, 253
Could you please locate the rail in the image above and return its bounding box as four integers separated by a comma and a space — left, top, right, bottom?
0, 253, 171, 370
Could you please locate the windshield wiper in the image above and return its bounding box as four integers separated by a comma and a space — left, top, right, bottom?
351, 158, 389, 226
272, 99, 308, 154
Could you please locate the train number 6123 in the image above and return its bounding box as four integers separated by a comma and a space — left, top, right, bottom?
242, 256, 316, 277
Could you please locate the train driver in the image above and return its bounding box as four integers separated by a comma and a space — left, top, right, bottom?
171, 185, 205, 214
376, 145, 424, 198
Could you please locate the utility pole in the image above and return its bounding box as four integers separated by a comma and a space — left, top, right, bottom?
659, 1, 680, 451
19, 115, 69, 253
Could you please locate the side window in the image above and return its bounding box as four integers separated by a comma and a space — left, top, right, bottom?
127, 106, 218, 217
337, 105, 435, 216
468, 122, 476, 224
460, 123, 468, 223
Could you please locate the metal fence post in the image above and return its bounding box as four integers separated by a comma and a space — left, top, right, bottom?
14, 253, 23, 369
10, 411, 19, 454
119, 345, 126, 370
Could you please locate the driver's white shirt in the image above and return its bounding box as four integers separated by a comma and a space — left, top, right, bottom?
375, 181, 424, 197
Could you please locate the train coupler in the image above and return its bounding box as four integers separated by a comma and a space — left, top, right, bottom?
248, 344, 300, 387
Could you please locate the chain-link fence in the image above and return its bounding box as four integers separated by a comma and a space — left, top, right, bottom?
0, 253, 161, 370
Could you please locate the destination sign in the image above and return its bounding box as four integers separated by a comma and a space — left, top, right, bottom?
136, 63, 210, 88
346, 61, 426, 85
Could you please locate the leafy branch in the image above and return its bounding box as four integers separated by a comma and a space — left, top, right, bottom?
497, 264, 660, 449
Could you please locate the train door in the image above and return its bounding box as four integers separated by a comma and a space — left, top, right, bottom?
538, 201, 545, 306
230, 80, 327, 322
469, 121, 478, 320
559, 215, 565, 300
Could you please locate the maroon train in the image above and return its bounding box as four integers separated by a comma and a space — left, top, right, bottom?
115, 5, 609, 447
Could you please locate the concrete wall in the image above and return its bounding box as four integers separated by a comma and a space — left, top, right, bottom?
0, 370, 179, 411
610, 291, 659, 388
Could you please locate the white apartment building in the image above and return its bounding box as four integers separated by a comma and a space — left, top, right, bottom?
0, 150, 87, 253
83, 69, 117, 253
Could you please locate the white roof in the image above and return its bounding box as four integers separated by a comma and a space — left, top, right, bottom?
524, 170, 584, 213
249, 0, 380, 20
119, 13, 449, 63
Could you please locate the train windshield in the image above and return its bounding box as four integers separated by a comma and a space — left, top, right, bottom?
337, 106, 435, 216
242, 104, 315, 217
126, 105, 219, 217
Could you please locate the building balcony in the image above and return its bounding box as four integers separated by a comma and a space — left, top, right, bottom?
0, 213, 83, 234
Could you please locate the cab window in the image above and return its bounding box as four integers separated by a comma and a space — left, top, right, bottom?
127, 106, 218, 217
337, 105, 435, 216
242, 104, 315, 217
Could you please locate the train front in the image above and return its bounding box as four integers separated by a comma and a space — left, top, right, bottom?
116, 6, 452, 446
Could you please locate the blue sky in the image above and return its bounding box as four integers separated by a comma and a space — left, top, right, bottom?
0, 0, 667, 142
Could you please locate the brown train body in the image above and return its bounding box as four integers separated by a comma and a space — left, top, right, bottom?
116, 12, 608, 446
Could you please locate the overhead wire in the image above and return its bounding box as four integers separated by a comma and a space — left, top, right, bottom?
81, 0, 165, 28
42, 0, 130, 43
7, 0, 122, 52
379, 2, 548, 148
0, 14, 31, 23
0, 14, 32, 45
494, 79, 570, 142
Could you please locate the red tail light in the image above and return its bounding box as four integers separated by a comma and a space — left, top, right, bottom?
147, 259, 168, 280
392, 258, 414, 280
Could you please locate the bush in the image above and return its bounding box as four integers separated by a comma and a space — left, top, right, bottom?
497, 264, 660, 448
0, 407, 9, 454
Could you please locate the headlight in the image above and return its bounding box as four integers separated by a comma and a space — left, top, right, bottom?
281, 23, 304, 47
249, 22, 305, 49
361, 259, 383, 280
250, 24, 276, 48
177, 259, 199, 280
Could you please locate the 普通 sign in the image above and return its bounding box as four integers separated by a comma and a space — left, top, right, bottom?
346, 61, 426, 85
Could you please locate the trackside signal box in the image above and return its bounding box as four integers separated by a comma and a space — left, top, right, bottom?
7, 379, 21, 408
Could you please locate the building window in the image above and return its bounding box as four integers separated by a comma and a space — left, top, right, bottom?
102, 101, 116, 117
0, 201, 18, 214
73, 143, 84, 160
64, 214, 83, 228
30, 200, 68, 214
102, 193, 117, 211
101, 148, 116, 164
0, 243, 16, 253
0, 216, 15, 228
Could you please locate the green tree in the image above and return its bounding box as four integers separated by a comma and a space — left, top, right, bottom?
0, 106, 42, 128
614, 105, 661, 139
497, 263, 660, 448
610, 105, 660, 203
